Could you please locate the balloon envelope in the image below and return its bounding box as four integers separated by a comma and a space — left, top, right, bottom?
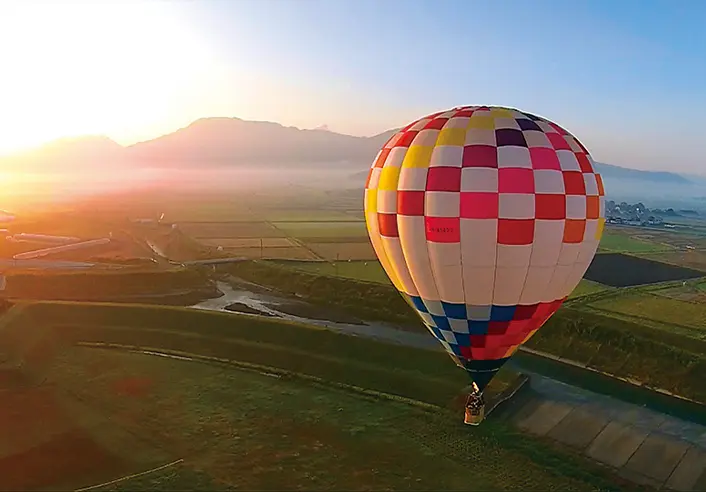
364, 106, 605, 391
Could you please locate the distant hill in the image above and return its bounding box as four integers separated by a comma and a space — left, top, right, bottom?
0, 117, 692, 191
592, 162, 689, 185
126, 118, 393, 167
0, 136, 125, 171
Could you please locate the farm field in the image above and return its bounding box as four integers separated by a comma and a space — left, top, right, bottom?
598, 230, 671, 253
270, 220, 367, 238
588, 293, 706, 337
0, 302, 641, 491
277, 259, 390, 283
654, 279, 706, 303
197, 237, 294, 248
178, 221, 284, 239
584, 253, 704, 287
640, 250, 706, 272
172, 219, 373, 261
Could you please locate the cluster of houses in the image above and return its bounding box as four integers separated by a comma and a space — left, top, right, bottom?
605, 200, 665, 227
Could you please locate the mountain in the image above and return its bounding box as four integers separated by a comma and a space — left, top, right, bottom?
592, 162, 689, 185
0, 117, 692, 192
126, 118, 392, 167
0, 136, 125, 171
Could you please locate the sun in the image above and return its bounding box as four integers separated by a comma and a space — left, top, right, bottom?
0, 1, 222, 156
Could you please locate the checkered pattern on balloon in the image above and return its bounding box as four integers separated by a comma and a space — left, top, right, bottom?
364, 106, 605, 391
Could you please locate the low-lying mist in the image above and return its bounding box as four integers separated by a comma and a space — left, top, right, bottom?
4, 164, 706, 215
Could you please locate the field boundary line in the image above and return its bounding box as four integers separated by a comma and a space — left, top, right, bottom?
74, 458, 184, 491
265, 221, 326, 261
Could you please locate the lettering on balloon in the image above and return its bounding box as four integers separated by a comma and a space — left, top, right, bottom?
427, 226, 457, 234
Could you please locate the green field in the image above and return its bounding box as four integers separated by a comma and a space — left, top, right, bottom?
567, 279, 610, 298
0, 302, 633, 491
0, 269, 215, 304
46, 348, 615, 492
271, 221, 368, 239
598, 231, 669, 253
277, 259, 390, 283
589, 293, 706, 335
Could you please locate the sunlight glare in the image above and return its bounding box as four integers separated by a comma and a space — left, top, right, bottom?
0, 1, 223, 155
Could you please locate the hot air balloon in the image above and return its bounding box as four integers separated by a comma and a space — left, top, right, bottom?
364, 106, 605, 424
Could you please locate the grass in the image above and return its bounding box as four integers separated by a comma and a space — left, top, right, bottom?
598, 231, 668, 253
44, 347, 629, 492
1, 301, 478, 406
589, 293, 706, 334
276, 259, 391, 284
0, 301, 641, 491
529, 307, 706, 401
568, 279, 610, 298
1, 268, 216, 304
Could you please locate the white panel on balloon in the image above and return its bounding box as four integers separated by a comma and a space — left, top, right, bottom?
494, 266, 527, 306
545, 264, 573, 302
462, 266, 496, 306
397, 215, 440, 302
520, 265, 555, 305
530, 220, 564, 267
460, 219, 497, 267
427, 242, 464, 304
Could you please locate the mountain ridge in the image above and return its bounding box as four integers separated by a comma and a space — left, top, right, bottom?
0, 117, 690, 184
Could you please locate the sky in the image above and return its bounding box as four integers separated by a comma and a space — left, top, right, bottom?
0, 0, 704, 172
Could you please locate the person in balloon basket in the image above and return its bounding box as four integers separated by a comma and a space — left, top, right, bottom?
464, 382, 485, 426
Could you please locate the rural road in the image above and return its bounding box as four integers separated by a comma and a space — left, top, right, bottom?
192, 281, 706, 491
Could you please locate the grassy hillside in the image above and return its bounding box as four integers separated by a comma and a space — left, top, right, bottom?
0, 302, 640, 491
1, 268, 216, 304
47, 347, 625, 491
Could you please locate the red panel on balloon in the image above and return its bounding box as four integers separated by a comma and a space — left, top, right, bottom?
460, 192, 498, 219
425, 216, 460, 243
498, 219, 535, 245
377, 213, 399, 237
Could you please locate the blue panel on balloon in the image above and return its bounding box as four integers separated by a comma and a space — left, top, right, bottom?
409, 295, 428, 313
467, 320, 489, 335
449, 344, 464, 356
490, 305, 516, 322
441, 301, 466, 320
431, 315, 451, 331
454, 333, 471, 347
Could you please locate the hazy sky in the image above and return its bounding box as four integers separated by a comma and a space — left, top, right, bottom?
0, 0, 704, 172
